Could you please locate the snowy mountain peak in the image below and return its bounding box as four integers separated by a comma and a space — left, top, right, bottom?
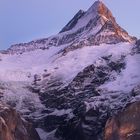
60, 0, 115, 34
87, 1, 108, 14
6, 1, 136, 54
87, 0, 115, 22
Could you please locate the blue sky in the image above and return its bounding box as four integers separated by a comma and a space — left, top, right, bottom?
0, 0, 139, 50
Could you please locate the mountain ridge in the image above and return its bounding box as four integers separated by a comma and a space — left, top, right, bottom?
5, 0, 136, 54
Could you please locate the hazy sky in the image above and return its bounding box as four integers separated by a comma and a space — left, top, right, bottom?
0, 0, 139, 50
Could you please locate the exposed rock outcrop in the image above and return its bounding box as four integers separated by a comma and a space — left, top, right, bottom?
33, 55, 128, 140
105, 102, 140, 140
0, 102, 40, 140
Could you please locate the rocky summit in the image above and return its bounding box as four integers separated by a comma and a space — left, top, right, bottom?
0, 1, 140, 140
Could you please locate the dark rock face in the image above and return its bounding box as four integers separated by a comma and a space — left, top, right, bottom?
0, 102, 40, 140
135, 39, 140, 53
56, 108, 108, 140
136, 39, 140, 46
105, 102, 140, 140
33, 55, 127, 140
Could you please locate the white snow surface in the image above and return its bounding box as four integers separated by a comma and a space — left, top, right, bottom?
0, 42, 133, 84
0, 81, 45, 118
0, 42, 138, 116
100, 54, 140, 92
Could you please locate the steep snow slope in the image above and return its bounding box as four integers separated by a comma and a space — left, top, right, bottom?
0, 43, 134, 84
0, 44, 68, 81
0, 81, 45, 118
100, 54, 140, 92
